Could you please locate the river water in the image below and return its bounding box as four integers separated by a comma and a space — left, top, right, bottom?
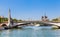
0, 26, 60, 37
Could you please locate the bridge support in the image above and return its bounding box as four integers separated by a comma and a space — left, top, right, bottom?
7, 9, 13, 27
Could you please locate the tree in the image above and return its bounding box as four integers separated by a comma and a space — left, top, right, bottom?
0, 18, 1, 23
4, 18, 8, 21
18, 19, 22, 22
13, 18, 17, 22
0, 17, 22, 23
52, 18, 59, 22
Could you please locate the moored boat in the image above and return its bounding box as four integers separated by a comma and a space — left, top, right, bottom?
52, 25, 59, 29
34, 24, 40, 27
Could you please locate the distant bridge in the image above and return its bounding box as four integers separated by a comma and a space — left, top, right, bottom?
0, 21, 60, 26
18, 21, 60, 26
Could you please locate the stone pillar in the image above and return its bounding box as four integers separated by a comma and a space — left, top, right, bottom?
7, 9, 13, 26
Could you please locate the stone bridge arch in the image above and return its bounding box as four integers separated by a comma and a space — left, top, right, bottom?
1, 23, 8, 27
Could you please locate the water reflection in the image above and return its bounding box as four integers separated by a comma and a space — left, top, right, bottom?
0, 26, 60, 37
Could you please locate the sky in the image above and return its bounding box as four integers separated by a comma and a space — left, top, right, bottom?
0, 0, 60, 20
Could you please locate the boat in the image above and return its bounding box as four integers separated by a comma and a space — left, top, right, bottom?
52, 25, 59, 29
34, 24, 40, 27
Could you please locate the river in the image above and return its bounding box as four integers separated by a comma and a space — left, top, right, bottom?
0, 26, 60, 37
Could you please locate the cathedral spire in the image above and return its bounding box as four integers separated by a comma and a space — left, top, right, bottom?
44, 12, 46, 16
41, 12, 48, 22
44, 12, 47, 18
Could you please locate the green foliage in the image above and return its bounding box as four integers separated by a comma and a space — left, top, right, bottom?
0, 18, 8, 23
13, 18, 17, 22
52, 18, 59, 22
0, 17, 22, 23
0, 18, 1, 23
13, 18, 22, 22
52, 18, 58, 21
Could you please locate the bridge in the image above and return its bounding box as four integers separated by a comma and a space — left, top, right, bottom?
0, 20, 60, 27
18, 21, 60, 26
0, 9, 60, 27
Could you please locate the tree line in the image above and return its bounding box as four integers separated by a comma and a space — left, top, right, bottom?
52, 18, 60, 22
0, 17, 22, 23
0, 17, 60, 23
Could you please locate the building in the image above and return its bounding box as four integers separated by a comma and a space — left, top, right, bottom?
41, 14, 49, 22
0, 16, 4, 18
